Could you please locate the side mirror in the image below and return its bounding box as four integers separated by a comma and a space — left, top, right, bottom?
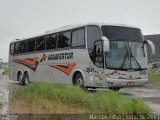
102, 36, 110, 52
144, 40, 155, 55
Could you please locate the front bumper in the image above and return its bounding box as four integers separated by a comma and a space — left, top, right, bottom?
88, 77, 148, 88
106, 78, 148, 88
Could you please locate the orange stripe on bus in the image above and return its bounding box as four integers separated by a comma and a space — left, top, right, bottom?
14, 57, 38, 66
49, 63, 76, 75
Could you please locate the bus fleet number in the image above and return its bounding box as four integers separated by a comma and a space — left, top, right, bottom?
86, 68, 94, 73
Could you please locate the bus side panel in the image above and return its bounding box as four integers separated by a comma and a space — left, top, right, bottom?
9, 64, 17, 81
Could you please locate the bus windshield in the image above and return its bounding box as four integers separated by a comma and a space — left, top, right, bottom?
102, 26, 147, 70
105, 41, 147, 70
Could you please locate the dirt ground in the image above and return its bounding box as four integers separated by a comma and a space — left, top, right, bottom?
0, 75, 160, 114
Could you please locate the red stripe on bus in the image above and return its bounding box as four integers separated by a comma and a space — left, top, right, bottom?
14, 57, 38, 66
13, 57, 39, 71
49, 63, 76, 75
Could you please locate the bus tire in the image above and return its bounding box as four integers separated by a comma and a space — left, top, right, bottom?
73, 73, 84, 88
22, 72, 29, 86
17, 72, 23, 85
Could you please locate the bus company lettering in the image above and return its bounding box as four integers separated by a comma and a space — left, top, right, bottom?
48, 52, 73, 60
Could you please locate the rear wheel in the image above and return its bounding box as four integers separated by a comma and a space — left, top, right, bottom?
22, 72, 29, 85
17, 72, 23, 85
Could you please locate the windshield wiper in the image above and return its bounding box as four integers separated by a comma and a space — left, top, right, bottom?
130, 51, 142, 70
120, 46, 143, 70
120, 46, 129, 69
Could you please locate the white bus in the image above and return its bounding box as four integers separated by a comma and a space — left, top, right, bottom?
9, 23, 155, 90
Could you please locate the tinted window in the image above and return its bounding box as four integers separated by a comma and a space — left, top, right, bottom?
87, 26, 101, 63
36, 37, 45, 51
101, 26, 143, 41
72, 31, 78, 47
57, 31, 71, 48
10, 43, 15, 55
19, 40, 26, 53
27, 39, 35, 52
46, 34, 57, 50
72, 28, 85, 47
78, 29, 85, 46
95, 41, 103, 68
14, 42, 19, 54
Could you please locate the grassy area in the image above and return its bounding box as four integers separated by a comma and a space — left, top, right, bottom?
10, 83, 150, 114
148, 72, 160, 87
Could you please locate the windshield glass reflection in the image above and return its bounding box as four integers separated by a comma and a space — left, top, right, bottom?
105, 41, 147, 70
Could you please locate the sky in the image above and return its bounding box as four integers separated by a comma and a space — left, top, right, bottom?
0, 0, 160, 62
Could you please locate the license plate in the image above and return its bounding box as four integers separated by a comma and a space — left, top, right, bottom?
127, 81, 135, 86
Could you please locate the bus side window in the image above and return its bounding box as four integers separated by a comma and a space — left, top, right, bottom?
77, 29, 85, 46
72, 31, 78, 47
19, 40, 26, 53
57, 31, 71, 48
71, 28, 85, 47
27, 39, 35, 52
10, 43, 15, 55
36, 36, 45, 51
95, 41, 103, 68
14, 42, 19, 54
87, 26, 101, 64
46, 34, 57, 50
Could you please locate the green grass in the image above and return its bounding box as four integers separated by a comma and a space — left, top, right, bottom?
10, 83, 150, 114
148, 72, 160, 87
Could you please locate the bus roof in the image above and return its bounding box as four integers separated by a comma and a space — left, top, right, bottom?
12, 23, 140, 42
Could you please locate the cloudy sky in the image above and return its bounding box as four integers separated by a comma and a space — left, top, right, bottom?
0, 0, 160, 62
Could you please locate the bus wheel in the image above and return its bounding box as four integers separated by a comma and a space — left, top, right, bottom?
74, 73, 84, 88
23, 72, 29, 85
17, 72, 23, 85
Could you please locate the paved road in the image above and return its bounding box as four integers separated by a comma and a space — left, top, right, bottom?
120, 87, 160, 114
0, 75, 160, 114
